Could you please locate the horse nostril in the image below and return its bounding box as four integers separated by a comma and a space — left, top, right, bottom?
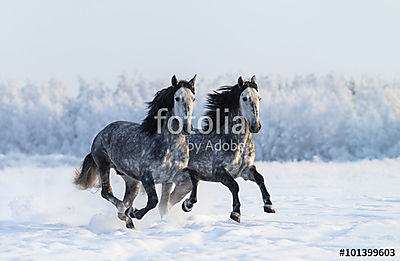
250, 122, 261, 133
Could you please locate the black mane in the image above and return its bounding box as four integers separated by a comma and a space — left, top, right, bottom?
204, 81, 257, 131
141, 81, 194, 136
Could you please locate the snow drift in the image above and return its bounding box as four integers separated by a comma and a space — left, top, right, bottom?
1, 73, 399, 161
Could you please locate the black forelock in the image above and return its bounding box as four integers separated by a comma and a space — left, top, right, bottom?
140, 81, 194, 136
204, 81, 258, 131
177, 80, 195, 94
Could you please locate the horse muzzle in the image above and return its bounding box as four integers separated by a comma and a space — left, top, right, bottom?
249, 122, 261, 133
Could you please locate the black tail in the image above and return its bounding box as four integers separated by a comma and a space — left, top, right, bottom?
74, 153, 100, 190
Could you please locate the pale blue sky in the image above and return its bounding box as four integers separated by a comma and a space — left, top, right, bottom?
0, 0, 399, 89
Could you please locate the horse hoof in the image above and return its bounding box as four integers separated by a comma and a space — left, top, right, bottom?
182, 199, 193, 212
126, 219, 135, 229
264, 204, 275, 213
230, 211, 241, 223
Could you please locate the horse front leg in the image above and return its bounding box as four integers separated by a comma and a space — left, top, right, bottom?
249, 165, 275, 213
215, 167, 241, 223
181, 168, 199, 212
159, 182, 173, 218
165, 178, 192, 210
125, 173, 158, 220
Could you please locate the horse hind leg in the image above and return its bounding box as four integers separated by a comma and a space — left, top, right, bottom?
93, 154, 125, 219
159, 168, 198, 213
215, 167, 241, 223
249, 166, 275, 213
125, 172, 158, 220
99, 169, 125, 212
119, 174, 140, 229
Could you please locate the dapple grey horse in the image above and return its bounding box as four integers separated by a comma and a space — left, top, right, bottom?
160, 76, 275, 223
74, 75, 197, 228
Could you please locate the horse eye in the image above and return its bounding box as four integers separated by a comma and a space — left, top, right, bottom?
175, 97, 180, 102
259, 98, 262, 101
242, 97, 248, 102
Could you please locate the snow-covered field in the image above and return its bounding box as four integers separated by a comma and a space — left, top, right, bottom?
0, 156, 399, 260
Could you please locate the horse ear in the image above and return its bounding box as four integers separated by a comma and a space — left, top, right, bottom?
171, 75, 178, 86
251, 75, 257, 85
238, 76, 244, 87
189, 74, 197, 86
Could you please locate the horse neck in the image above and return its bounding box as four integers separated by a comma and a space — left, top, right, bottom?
224, 110, 252, 143
159, 115, 185, 144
